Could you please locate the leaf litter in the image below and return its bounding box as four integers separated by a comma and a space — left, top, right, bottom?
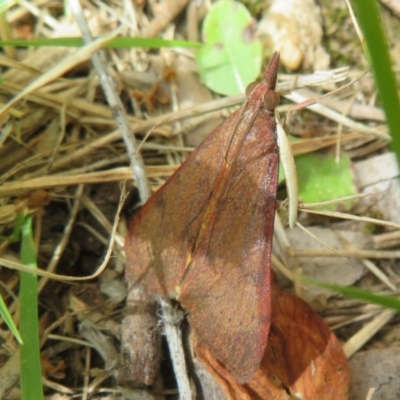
0, 0, 399, 399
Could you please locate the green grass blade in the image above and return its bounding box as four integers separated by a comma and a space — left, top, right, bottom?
0, 36, 200, 49
349, 0, 400, 163
0, 212, 24, 344
19, 216, 44, 400
304, 277, 400, 312
0, 293, 23, 344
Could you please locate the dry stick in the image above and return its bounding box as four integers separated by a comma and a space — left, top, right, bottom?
68, 0, 150, 202
68, 2, 190, 395
330, 310, 379, 331
295, 221, 343, 256
374, 229, 400, 249
365, 388, 376, 400
301, 208, 400, 230
360, 259, 396, 291
159, 298, 192, 399
343, 308, 396, 358
300, 194, 372, 208
291, 248, 400, 259
42, 375, 74, 394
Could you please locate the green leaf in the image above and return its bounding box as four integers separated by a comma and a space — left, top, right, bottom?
19, 216, 44, 400
196, 0, 263, 95
295, 152, 356, 211
304, 277, 400, 312
0, 37, 200, 49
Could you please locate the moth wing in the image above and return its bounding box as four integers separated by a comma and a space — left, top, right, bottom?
180, 112, 279, 383
125, 110, 242, 297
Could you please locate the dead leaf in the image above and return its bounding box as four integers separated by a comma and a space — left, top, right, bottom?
196, 288, 349, 399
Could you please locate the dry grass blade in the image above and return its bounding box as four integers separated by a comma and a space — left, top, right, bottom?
301, 207, 400, 230
0, 166, 178, 195
343, 309, 396, 358
295, 221, 344, 256
0, 30, 120, 117
290, 248, 400, 259
365, 387, 376, 400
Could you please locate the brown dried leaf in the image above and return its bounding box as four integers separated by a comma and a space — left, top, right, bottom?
196, 288, 349, 400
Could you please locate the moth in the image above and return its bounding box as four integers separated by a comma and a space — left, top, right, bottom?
125, 52, 280, 384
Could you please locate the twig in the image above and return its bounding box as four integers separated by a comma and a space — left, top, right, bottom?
159, 298, 192, 400
68, 0, 151, 203
343, 309, 395, 358
290, 248, 400, 259
301, 208, 400, 230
